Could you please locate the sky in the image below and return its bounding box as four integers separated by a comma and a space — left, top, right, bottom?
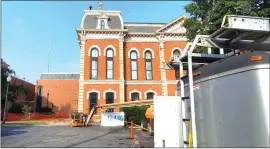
2, 1, 191, 84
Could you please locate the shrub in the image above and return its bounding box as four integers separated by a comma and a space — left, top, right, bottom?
120, 105, 150, 124
21, 104, 32, 120
39, 107, 52, 114
9, 104, 22, 113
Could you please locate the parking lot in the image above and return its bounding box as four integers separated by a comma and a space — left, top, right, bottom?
1, 125, 154, 148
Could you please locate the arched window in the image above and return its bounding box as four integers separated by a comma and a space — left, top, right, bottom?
100, 20, 105, 29
106, 49, 114, 79
105, 92, 114, 112
146, 92, 155, 100
90, 48, 98, 79
89, 92, 98, 115
130, 51, 138, 80
145, 51, 153, 80
173, 49, 180, 56
131, 92, 140, 101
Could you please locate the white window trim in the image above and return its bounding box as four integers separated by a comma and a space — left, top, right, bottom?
129, 89, 142, 100
96, 18, 110, 29
86, 89, 100, 99
144, 89, 157, 99
103, 89, 117, 99
128, 48, 140, 58
171, 47, 182, 55
142, 48, 155, 58
104, 45, 117, 56
88, 45, 101, 56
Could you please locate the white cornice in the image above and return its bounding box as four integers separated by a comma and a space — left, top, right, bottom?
85, 33, 120, 40
125, 36, 158, 43
78, 30, 187, 42
79, 29, 128, 32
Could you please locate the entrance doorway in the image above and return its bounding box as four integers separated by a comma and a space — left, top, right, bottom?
89, 92, 98, 114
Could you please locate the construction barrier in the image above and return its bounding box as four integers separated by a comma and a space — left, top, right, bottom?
101, 112, 125, 127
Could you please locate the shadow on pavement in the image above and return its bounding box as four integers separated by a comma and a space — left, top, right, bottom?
1, 126, 31, 137
66, 127, 125, 147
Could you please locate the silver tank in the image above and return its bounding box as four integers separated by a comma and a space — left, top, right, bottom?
181, 51, 270, 147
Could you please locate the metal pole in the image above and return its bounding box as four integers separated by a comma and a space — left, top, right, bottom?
3, 83, 9, 122
188, 35, 202, 148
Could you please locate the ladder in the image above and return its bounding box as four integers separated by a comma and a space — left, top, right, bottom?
178, 43, 225, 148
177, 15, 270, 148
86, 106, 98, 126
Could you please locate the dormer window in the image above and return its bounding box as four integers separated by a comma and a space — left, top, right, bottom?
100, 20, 105, 29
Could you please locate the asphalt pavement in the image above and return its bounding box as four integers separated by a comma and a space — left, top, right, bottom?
1, 125, 154, 148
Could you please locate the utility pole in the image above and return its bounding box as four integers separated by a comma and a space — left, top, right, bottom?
48, 31, 51, 72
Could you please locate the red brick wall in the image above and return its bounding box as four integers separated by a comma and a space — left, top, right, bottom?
10, 77, 35, 110
124, 42, 161, 81
125, 84, 162, 102
35, 80, 78, 115
85, 39, 120, 80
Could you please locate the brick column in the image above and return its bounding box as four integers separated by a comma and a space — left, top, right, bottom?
78, 40, 85, 112
159, 41, 168, 96
119, 38, 125, 103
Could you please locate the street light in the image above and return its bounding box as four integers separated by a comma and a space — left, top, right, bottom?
3, 75, 12, 123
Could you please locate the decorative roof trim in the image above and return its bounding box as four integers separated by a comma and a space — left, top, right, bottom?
124, 24, 164, 27
156, 15, 187, 33
126, 33, 156, 37
77, 29, 128, 32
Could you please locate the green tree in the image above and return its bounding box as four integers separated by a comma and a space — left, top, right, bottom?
21, 104, 32, 121
183, 0, 270, 41
120, 105, 150, 124
1, 59, 28, 120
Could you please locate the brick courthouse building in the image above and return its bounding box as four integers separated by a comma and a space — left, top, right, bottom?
35, 5, 188, 120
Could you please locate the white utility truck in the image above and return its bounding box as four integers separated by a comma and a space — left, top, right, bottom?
163, 15, 270, 147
